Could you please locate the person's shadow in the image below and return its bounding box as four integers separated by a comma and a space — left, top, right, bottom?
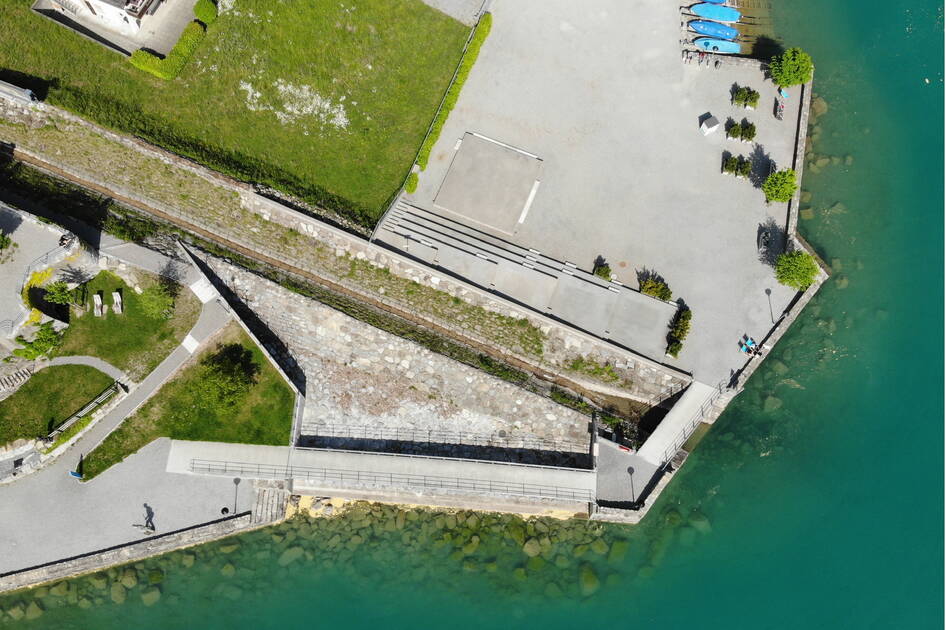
143, 503, 155, 531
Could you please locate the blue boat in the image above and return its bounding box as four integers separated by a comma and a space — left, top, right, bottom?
693, 37, 741, 54
700, 0, 727, 3
689, 20, 738, 40
691, 3, 742, 23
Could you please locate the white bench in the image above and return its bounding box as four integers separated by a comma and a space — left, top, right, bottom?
92, 293, 104, 317
111, 291, 123, 315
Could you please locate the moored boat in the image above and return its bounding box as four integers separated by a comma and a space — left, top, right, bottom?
688, 20, 738, 40
693, 37, 741, 54
691, 3, 742, 23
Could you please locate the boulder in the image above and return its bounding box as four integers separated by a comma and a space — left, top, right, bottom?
278, 546, 304, 566
148, 569, 165, 584
6, 604, 24, 621
110, 583, 126, 605
590, 538, 609, 556
522, 538, 542, 557
140, 587, 161, 607
120, 569, 138, 589
689, 511, 713, 534
462, 536, 480, 555
89, 573, 108, 590
579, 565, 600, 596
220, 563, 236, 577
608, 539, 630, 563
526, 556, 546, 572
50, 581, 69, 597
572, 544, 589, 558
544, 582, 564, 598
25, 601, 44, 620
506, 523, 525, 546
763, 396, 783, 413
181, 553, 195, 568
219, 542, 240, 554
77, 597, 93, 609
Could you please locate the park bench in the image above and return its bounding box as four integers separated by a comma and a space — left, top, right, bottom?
111, 291, 123, 315
92, 292, 104, 317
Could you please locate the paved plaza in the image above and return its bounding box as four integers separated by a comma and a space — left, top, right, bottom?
401, 0, 802, 382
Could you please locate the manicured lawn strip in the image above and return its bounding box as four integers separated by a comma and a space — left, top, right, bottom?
82, 323, 294, 480
0, 0, 468, 224
416, 12, 492, 170
0, 365, 112, 445
52, 271, 200, 380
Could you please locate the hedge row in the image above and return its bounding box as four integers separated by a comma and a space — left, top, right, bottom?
194, 0, 218, 26
416, 12, 492, 170
129, 21, 206, 80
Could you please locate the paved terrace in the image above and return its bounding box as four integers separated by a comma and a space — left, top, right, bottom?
404, 0, 801, 382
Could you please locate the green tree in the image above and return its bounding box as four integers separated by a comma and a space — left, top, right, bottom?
44, 281, 75, 305
737, 157, 752, 178
775, 250, 819, 290
740, 122, 756, 142
762, 168, 798, 202
0, 230, 12, 250
138, 284, 174, 320
723, 155, 739, 174
194, 0, 218, 25
769, 48, 814, 87
195, 344, 260, 407
13, 322, 63, 359
726, 123, 742, 139
640, 277, 672, 300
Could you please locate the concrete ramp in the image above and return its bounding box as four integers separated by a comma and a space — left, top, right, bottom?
637, 381, 717, 466
167, 441, 596, 511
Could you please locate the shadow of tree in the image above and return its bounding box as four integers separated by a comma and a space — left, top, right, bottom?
751, 36, 785, 62
59, 265, 92, 284
748, 144, 774, 188
757, 216, 786, 267
636, 267, 667, 286
158, 259, 185, 299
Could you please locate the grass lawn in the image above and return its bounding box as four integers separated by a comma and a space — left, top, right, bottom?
52, 270, 200, 380
82, 322, 294, 480
0, 0, 468, 226
0, 365, 112, 445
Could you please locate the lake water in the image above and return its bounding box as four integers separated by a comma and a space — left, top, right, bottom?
1, 0, 942, 627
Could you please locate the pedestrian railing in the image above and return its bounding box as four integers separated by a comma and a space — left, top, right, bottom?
300, 424, 586, 453
46, 381, 121, 442
189, 458, 595, 503
659, 379, 730, 465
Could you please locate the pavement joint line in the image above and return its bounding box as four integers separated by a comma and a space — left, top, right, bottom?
517, 179, 541, 224
469, 131, 541, 160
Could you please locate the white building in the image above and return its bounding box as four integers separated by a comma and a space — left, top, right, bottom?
48, 0, 159, 36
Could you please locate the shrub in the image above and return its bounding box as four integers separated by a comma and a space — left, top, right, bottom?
740, 122, 756, 142
0, 230, 12, 250
594, 263, 612, 280
770, 47, 814, 87
726, 123, 742, 139
737, 157, 752, 178
745, 89, 760, 109
640, 277, 672, 301
723, 155, 739, 174
763, 168, 798, 202
13, 322, 62, 359
775, 250, 819, 290
44, 281, 77, 305
670, 308, 692, 341
139, 283, 174, 319
130, 21, 206, 80
417, 13, 492, 170
194, 0, 217, 25
405, 172, 419, 194
733, 87, 748, 107
667, 340, 682, 358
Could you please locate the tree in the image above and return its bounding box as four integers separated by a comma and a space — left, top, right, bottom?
194, 0, 218, 25
775, 250, 819, 290
770, 48, 813, 87
737, 157, 752, 178
762, 168, 797, 202
740, 122, 756, 142
723, 155, 739, 174
726, 123, 742, 139
138, 284, 174, 319
196, 344, 260, 407
640, 277, 672, 300
44, 281, 76, 305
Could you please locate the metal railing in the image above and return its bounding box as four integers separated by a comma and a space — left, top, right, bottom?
46, 381, 121, 441
300, 424, 586, 453
189, 458, 594, 503
659, 379, 730, 465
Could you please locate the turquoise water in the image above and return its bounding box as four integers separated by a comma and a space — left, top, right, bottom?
1, 0, 942, 627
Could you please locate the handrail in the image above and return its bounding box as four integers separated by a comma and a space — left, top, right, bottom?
659, 379, 730, 465
46, 381, 121, 441
189, 458, 594, 502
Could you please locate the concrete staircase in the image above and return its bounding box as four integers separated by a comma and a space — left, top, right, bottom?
252, 485, 288, 524
0, 368, 32, 393
636, 381, 718, 466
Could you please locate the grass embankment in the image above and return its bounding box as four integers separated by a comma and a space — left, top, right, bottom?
82, 323, 294, 480
0, 0, 468, 226
0, 365, 112, 445
53, 271, 200, 380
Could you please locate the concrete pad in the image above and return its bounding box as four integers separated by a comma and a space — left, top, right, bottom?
492, 261, 558, 310
406, 237, 439, 264
637, 381, 716, 465
434, 245, 498, 288
434, 133, 543, 236
606, 290, 678, 360
181, 334, 199, 354
548, 274, 615, 335
188, 276, 218, 304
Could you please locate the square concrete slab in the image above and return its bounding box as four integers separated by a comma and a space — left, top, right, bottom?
434, 133, 543, 236
548, 274, 616, 335
492, 260, 558, 311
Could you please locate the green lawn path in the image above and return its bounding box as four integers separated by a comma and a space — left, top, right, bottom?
0, 365, 112, 445
82, 323, 294, 480
0, 0, 468, 225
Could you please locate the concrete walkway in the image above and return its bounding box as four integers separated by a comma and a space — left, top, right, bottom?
637, 381, 717, 466
595, 438, 659, 505
41, 355, 127, 383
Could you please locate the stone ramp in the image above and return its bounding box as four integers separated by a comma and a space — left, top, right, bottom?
636, 381, 717, 466
167, 441, 596, 511
252, 485, 289, 525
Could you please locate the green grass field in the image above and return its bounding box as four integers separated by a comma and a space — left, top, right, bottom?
81, 322, 294, 480
0, 0, 468, 226
53, 270, 200, 380
0, 365, 112, 445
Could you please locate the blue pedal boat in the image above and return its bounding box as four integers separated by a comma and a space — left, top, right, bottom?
689, 20, 738, 40
691, 3, 742, 23
693, 38, 742, 54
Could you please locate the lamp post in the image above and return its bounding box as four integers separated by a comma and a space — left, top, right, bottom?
627, 466, 636, 503
232, 477, 241, 513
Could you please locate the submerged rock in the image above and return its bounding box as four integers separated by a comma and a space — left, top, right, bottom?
77, 597, 93, 609
148, 569, 165, 584
590, 538, 609, 556
6, 603, 24, 621
25, 600, 44, 620
219, 542, 240, 554
689, 511, 713, 534
278, 546, 304, 566
181, 554, 195, 568
763, 396, 783, 412
811, 96, 828, 119
110, 583, 126, 605
120, 568, 138, 589
89, 573, 108, 590
579, 565, 600, 596
220, 563, 236, 577
140, 587, 161, 607
50, 581, 69, 597
522, 538, 542, 557
608, 539, 630, 563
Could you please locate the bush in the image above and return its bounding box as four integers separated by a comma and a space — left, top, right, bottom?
594, 263, 612, 280
733, 87, 749, 107
640, 277, 672, 301
417, 13, 492, 170
763, 168, 798, 202
670, 308, 692, 341
44, 281, 77, 305
666, 340, 682, 358
775, 250, 819, 290
13, 322, 62, 359
726, 123, 742, 139
723, 155, 739, 174
740, 122, 756, 142
737, 157, 752, 178
405, 172, 418, 194
194, 0, 217, 25
0, 230, 12, 250
745, 89, 760, 109
130, 21, 206, 80
770, 47, 814, 87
